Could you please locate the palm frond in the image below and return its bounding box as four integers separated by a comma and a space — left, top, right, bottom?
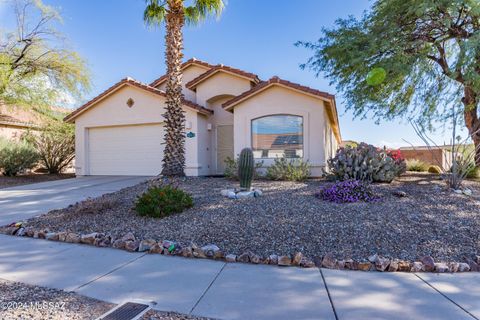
185, 0, 225, 25
144, 0, 167, 26
184, 6, 201, 25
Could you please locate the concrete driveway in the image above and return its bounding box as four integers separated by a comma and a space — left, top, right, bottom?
0, 176, 151, 226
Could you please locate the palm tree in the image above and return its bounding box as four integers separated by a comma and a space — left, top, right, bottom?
144, 0, 225, 176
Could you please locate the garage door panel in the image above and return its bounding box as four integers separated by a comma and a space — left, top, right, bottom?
88, 124, 164, 176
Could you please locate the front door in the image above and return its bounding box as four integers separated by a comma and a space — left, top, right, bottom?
216, 125, 234, 174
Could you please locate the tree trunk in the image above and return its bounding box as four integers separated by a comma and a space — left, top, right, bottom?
162, 0, 186, 176
462, 86, 480, 166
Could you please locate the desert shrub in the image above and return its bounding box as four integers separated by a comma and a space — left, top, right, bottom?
466, 166, 480, 179
266, 157, 310, 182
327, 143, 406, 183
224, 156, 263, 180
135, 185, 193, 218
316, 180, 379, 203
74, 196, 117, 214
25, 122, 75, 174
427, 165, 442, 174
0, 138, 39, 176
406, 159, 429, 172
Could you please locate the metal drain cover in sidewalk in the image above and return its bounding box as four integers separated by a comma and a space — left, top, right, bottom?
97, 302, 151, 320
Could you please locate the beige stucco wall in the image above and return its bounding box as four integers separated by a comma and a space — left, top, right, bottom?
195, 72, 252, 106
73, 85, 204, 176
232, 86, 329, 177
196, 114, 212, 176
207, 96, 235, 174
323, 115, 338, 171
0, 126, 28, 140
155, 65, 209, 102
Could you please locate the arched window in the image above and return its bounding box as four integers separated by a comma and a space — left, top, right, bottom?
251, 115, 303, 159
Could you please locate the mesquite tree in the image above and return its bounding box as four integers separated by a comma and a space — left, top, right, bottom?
0, 0, 90, 107
297, 0, 480, 165
144, 0, 224, 176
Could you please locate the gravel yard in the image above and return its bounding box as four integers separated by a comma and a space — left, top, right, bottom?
21, 173, 480, 262
0, 280, 214, 320
0, 174, 74, 189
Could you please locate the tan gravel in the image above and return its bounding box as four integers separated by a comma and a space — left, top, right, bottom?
0, 279, 214, 320
22, 173, 480, 262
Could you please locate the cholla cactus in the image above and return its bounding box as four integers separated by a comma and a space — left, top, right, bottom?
238, 148, 254, 190
328, 143, 405, 183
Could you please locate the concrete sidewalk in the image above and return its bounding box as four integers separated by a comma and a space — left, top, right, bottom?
0, 235, 478, 320
0, 176, 151, 226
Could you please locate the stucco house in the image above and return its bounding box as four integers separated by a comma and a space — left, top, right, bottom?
0, 104, 40, 140
0, 104, 70, 140
64, 58, 341, 177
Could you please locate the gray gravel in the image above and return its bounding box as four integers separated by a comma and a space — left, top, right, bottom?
0, 279, 112, 320
0, 279, 214, 320
23, 173, 480, 262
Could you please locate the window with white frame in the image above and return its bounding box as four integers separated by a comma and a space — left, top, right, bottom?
251, 115, 303, 159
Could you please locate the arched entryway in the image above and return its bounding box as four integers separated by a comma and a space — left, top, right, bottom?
206, 94, 235, 174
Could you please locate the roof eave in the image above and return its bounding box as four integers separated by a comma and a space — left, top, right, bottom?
64, 79, 212, 123
186, 68, 261, 91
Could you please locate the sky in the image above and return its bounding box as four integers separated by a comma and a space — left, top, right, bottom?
0, 0, 464, 147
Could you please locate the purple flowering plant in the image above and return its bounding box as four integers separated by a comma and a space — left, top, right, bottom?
316, 179, 380, 203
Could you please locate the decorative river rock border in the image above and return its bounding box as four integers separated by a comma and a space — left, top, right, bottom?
1, 223, 479, 273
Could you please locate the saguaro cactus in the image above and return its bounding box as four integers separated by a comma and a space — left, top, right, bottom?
238, 148, 254, 191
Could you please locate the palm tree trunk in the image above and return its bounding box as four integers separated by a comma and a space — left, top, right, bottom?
162, 0, 186, 176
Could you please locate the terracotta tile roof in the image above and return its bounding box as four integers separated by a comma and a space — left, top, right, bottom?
64, 77, 213, 123
223, 76, 334, 110
222, 76, 341, 143
0, 113, 35, 128
185, 64, 261, 90
149, 58, 215, 88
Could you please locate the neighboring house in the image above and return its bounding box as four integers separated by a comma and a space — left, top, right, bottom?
0, 104, 70, 140
64, 58, 342, 177
400, 146, 453, 170
0, 104, 40, 140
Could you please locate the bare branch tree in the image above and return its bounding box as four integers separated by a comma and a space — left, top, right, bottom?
410, 105, 480, 190
0, 0, 90, 107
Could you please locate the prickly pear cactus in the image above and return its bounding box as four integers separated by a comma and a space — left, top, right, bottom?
327, 143, 405, 183
238, 148, 254, 190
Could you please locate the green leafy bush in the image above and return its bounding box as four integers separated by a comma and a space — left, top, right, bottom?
327, 143, 406, 183
427, 165, 442, 174
135, 185, 193, 218
266, 157, 310, 182
406, 159, 429, 172
0, 138, 39, 176
224, 156, 263, 180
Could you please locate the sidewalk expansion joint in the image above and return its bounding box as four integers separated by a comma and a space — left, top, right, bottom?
73, 253, 148, 291
414, 273, 478, 320
319, 268, 339, 320
189, 262, 227, 315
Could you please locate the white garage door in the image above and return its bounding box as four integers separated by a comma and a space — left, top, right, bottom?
88, 124, 164, 176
